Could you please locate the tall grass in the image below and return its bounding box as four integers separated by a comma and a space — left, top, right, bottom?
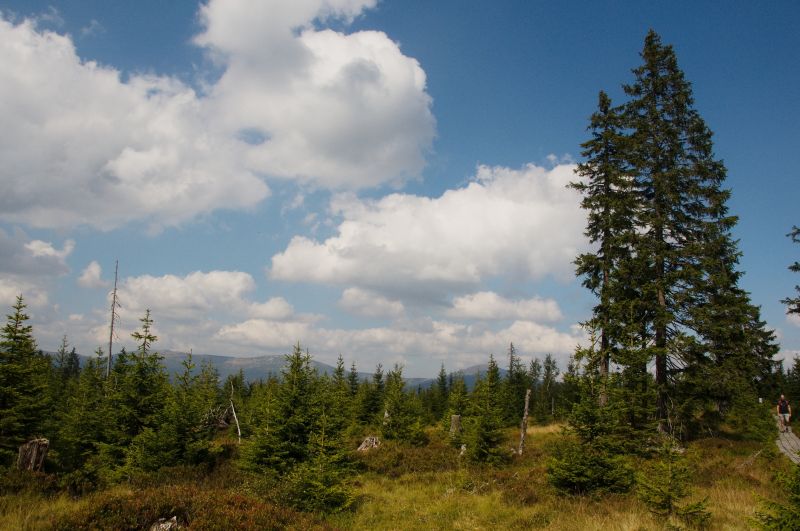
330, 425, 787, 530
0, 423, 790, 530
0, 493, 75, 530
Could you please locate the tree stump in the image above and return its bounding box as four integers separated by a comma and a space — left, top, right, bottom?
149, 516, 180, 530
17, 438, 49, 472
357, 436, 381, 451
449, 414, 462, 437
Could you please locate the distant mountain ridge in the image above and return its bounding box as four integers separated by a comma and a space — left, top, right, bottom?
52, 349, 502, 388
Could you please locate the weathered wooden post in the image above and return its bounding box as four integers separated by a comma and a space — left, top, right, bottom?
17, 438, 49, 471
449, 414, 462, 438
518, 389, 532, 455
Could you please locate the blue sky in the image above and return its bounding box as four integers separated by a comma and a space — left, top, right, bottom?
0, 0, 797, 377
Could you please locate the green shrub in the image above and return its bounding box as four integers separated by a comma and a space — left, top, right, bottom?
546, 440, 634, 495
725, 400, 776, 443
754, 464, 800, 530
0, 468, 59, 496
354, 437, 459, 478
636, 442, 710, 529
280, 457, 354, 514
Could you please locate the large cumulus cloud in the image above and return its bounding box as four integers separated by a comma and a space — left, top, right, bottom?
0, 0, 434, 230
270, 163, 586, 299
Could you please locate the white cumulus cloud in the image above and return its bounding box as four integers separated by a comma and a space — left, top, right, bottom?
0, 17, 268, 231
339, 287, 405, 318
270, 163, 586, 298
447, 291, 562, 322
78, 261, 109, 289
196, 0, 434, 189
0, 2, 434, 230
0, 228, 73, 308
248, 297, 296, 320
116, 270, 258, 322
0, 277, 49, 308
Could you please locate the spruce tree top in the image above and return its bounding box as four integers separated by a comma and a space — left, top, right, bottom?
1, 295, 36, 357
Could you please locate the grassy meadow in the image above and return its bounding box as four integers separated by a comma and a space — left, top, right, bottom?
0, 423, 791, 530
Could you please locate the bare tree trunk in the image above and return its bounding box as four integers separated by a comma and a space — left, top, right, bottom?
229, 400, 241, 444
229, 381, 241, 444
107, 260, 119, 378
17, 438, 49, 471
599, 326, 609, 407
518, 389, 532, 455
656, 285, 667, 432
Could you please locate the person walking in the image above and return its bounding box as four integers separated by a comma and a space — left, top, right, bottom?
777, 394, 792, 433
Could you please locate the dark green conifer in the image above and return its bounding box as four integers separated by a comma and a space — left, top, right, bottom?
56, 347, 110, 490
466, 355, 507, 464
782, 226, 800, 315
572, 30, 777, 435
104, 312, 169, 474
636, 442, 710, 528
535, 354, 559, 422
241, 343, 316, 474
125, 353, 221, 472
347, 361, 360, 396
502, 343, 529, 425
355, 363, 385, 424
754, 462, 800, 529
571, 91, 637, 406
329, 355, 353, 435
0, 296, 50, 465
381, 364, 425, 445
433, 363, 449, 421
443, 373, 467, 446
623, 30, 740, 425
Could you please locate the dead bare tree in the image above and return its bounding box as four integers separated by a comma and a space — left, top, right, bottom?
517, 388, 532, 455
229, 381, 241, 444
106, 259, 120, 378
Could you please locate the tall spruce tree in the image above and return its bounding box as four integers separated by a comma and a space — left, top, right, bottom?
572, 30, 776, 434
622, 30, 739, 424
571, 91, 637, 406
783, 225, 800, 315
